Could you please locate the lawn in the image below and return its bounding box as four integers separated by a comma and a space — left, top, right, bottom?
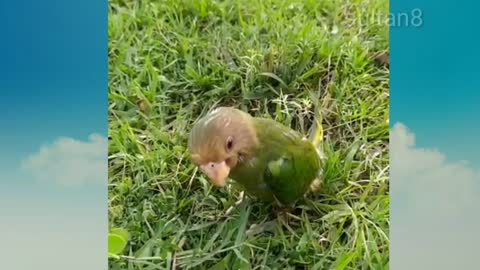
108, 0, 389, 269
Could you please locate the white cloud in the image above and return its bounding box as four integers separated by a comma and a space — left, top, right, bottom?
0, 210, 107, 270
391, 122, 480, 269
0, 179, 107, 270
20, 134, 107, 186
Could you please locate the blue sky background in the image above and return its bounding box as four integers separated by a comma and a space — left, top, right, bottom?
0, 0, 107, 195
391, 0, 480, 269
0, 0, 107, 269
391, 0, 479, 166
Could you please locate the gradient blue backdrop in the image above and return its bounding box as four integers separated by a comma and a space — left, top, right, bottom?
391, 1, 479, 165
0, 0, 107, 195
0, 0, 107, 269
391, 0, 480, 269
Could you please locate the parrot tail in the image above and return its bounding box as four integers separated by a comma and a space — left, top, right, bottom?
308, 91, 324, 152
307, 91, 325, 194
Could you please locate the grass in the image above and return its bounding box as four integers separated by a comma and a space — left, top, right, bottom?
108, 0, 390, 269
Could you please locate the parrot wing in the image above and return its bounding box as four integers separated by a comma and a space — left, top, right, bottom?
259, 121, 322, 205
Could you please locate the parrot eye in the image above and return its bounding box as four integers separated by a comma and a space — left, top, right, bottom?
225, 136, 234, 152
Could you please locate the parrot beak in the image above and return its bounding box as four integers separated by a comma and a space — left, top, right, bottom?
200, 160, 230, 187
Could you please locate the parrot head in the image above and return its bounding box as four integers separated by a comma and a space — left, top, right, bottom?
188, 107, 258, 187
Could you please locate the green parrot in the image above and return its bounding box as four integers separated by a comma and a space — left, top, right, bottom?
188, 99, 324, 207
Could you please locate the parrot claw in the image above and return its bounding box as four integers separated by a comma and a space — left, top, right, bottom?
224, 191, 246, 216
309, 178, 321, 193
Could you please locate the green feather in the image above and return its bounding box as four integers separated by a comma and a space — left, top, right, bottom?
229, 116, 322, 206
